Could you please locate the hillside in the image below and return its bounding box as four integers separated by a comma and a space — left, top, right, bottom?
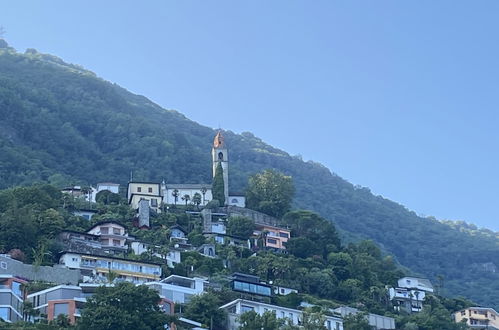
1, 42, 498, 307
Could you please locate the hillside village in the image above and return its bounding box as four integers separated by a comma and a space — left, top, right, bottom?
0, 132, 496, 330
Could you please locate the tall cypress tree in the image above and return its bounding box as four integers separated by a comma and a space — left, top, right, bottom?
212, 163, 225, 206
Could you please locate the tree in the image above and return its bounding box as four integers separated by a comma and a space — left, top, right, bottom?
77, 282, 169, 330
181, 194, 191, 206
212, 163, 225, 206
226, 216, 255, 239
343, 312, 371, 330
238, 310, 285, 330
192, 192, 202, 209
246, 169, 294, 218
95, 190, 120, 205
282, 210, 340, 258
172, 189, 179, 206
183, 292, 226, 329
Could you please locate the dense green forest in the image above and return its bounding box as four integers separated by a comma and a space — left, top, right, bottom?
0, 40, 498, 308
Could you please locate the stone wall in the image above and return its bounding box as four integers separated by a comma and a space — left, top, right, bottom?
0, 254, 80, 285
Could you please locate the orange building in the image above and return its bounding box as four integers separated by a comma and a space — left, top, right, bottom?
250, 224, 290, 250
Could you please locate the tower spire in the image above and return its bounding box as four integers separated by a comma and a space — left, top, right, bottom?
213, 130, 225, 148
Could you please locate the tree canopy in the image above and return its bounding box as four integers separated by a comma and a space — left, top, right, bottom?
246, 169, 294, 218
212, 163, 225, 206
77, 282, 170, 330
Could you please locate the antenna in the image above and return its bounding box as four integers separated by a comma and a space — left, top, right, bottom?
130, 170, 133, 182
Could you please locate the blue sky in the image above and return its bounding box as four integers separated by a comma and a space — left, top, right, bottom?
1, 1, 498, 230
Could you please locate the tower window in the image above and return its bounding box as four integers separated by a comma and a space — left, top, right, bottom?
218, 152, 224, 160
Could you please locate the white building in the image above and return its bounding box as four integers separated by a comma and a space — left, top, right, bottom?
127, 182, 163, 212
96, 182, 120, 194
162, 183, 213, 207
333, 306, 395, 330
397, 277, 434, 293
59, 252, 161, 284
220, 299, 344, 330
389, 277, 434, 313
130, 241, 182, 268
144, 275, 207, 304
86, 221, 130, 252
273, 286, 298, 296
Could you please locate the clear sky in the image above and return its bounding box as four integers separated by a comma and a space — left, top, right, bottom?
1, 1, 498, 230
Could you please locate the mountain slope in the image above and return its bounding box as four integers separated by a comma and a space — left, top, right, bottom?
1, 44, 498, 307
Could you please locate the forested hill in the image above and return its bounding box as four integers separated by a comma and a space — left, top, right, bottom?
1, 41, 498, 307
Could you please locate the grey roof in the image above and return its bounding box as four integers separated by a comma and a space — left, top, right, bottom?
166, 184, 212, 189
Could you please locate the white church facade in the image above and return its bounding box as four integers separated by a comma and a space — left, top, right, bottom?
127, 131, 245, 211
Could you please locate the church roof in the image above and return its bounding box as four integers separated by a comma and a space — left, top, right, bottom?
166, 184, 212, 189
213, 131, 225, 148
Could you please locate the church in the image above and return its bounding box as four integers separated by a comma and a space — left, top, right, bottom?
127, 131, 246, 212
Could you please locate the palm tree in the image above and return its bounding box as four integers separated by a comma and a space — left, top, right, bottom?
172, 189, 179, 206
181, 194, 191, 207
192, 192, 202, 210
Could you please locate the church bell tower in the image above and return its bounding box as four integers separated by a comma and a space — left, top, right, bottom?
212, 131, 229, 204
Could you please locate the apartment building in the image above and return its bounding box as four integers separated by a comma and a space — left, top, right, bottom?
145, 275, 207, 304
0, 275, 26, 323
59, 252, 161, 283
455, 307, 499, 329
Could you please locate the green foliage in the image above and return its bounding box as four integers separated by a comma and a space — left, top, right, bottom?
343, 312, 371, 330
246, 169, 294, 218
183, 291, 227, 329
226, 216, 255, 239
238, 310, 286, 330
396, 296, 470, 330
212, 163, 225, 206
77, 282, 169, 330
282, 211, 341, 258
0, 47, 498, 308
95, 190, 121, 205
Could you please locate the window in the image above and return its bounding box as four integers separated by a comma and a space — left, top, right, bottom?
151, 199, 158, 207
83, 214, 90, 220
280, 311, 285, 318
267, 238, 278, 244
148, 187, 153, 193
279, 232, 289, 238
280, 288, 285, 294
113, 240, 120, 246
461, 311, 466, 316
218, 152, 224, 160
137, 187, 142, 192
288, 312, 293, 319
101, 227, 109, 234
0, 307, 9, 321
54, 303, 69, 317
113, 228, 121, 235
231, 198, 238, 203
0, 262, 6, 269
326, 320, 332, 330
11, 282, 21, 297
241, 305, 254, 313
